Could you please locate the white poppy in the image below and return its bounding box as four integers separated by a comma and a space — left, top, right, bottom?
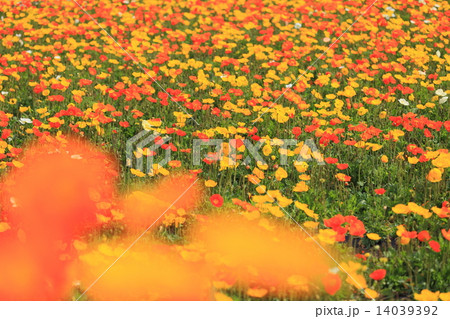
10, 197, 18, 208
329, 267, 340, 274
435, 89, 447, 97
19, 118, 32, 124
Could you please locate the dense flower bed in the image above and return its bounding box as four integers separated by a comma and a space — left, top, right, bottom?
0, 0, 448, 300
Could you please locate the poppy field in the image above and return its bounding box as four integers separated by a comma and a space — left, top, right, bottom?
0, 0, 449, 301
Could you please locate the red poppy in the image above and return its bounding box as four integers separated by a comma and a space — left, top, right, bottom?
348, 219, 366, 237
79, 79, 93, 87
324, 157, 339, 164
1, 128, 11, 139
369, 269, 386, 281
210, 194, 224, 207
48, 95, 64, 102
292, 127, 302, 137
355, 253, 367, 261
374, 188, 386, 195
418, 230, 431, 242
324, 214, 366, 239
336, 163, 349, 170
401, 230, 417, 239
324, 214, 345, 229
442, 229, 450, 241
429, 240, 440, 252
322, 273, 341, 296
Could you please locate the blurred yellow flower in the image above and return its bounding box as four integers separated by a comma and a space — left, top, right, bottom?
293, 181, 309, 192
439, 292, 450, 301
414, 289, 440, 301
130, 168, 146, 177
367, 233, 381, 240
364, 288, 378, 299
392, 204, 410, 215
426, 168, 442, 182
0, 222, 11, 233
317, 229, 337, 245
274, 167, 288, 181
215, 292, 233, 301
247, 288, 268, 298
204, 180, 217, 187
432, 153, 450, 168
